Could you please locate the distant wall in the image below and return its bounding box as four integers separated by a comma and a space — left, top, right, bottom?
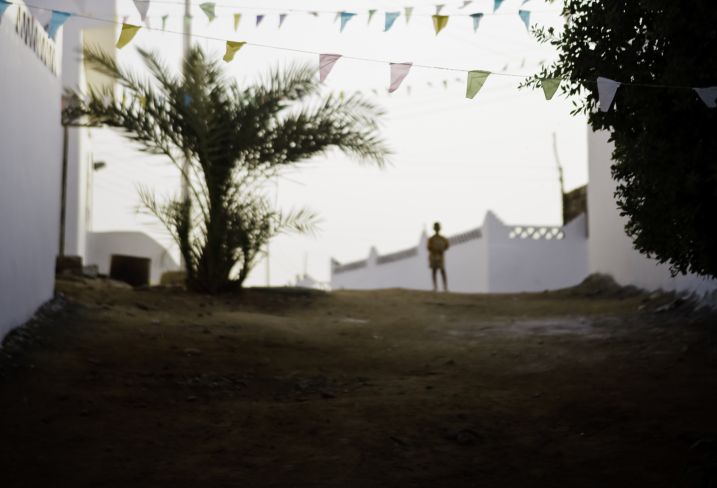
0, 2, 62, 341
331, 211, 588, 293
86, 231, 180, 284
587, 128, 717, 295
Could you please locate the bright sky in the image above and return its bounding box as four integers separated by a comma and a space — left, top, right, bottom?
87, 0, 588, 286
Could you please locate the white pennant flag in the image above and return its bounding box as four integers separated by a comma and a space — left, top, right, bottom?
389, 62, 412, 93
134, 0, 150, 21
319, 54, 342, 82
694, 87, 717, 108
597, 76, 620, 112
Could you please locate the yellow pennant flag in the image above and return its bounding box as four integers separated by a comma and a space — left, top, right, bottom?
466, 70, 490, 99
116, 24, 141, 49
432, 15, 448, 35
233, 13, 241, 31
223, 41, 246, 62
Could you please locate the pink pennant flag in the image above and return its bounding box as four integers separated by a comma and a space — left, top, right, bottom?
319, 54, 342, 82
389, 62, 412, 93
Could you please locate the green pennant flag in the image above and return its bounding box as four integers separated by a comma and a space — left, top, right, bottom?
116, 23, 141, 49
233, 13, 241, 31
368, 9, 376, 24
404, 7, 413, 24
466, 70, 490, 99
541, 78, 561, 100
161, 14, 168, 31
199, 2, 215, 22
223, 41, 246, 62
432, 15, 448, 35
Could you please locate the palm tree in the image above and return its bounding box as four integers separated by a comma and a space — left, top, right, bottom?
69, 46, 390, 293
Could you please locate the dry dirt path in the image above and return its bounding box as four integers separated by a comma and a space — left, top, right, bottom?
1, 277, 716, 487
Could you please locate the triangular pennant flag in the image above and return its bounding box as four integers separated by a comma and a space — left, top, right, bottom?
339, 11, 356, 31
470, 13, 483, 32
522, 0, 530, 4
404, 7, 413, 24
199, 2, 215, 22
0, 0, 10, 17
597, 76, 620, 112
256, 15, 264, 26
442, 80, 448, 90
466, 70, 490, 99
368, 9, 377, 24
385, 12, 400, 31
233, 13, 241, 31
334, 12, 340, 23
116, 23, 141, 49
541, 78, 561, 100
694, 87, 717, 108
279, 13, 287, 28
518, 10, 531, 30
459, 1, 473, 8
223, 41, 246, 62
161, 14, 168, 31
47, 10, 71, 38
435, 4, 445, 14
309, 11, 319, 17
133, 0, 150, 21
494, 0, 504, 12
389, 62, 412, 93
432, 15, 449, 35
319, 53, 342, 82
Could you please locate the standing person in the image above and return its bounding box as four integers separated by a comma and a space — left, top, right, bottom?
427, 222, 450, 292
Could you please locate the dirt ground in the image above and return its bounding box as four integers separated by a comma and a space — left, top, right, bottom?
1, 276, 716, 487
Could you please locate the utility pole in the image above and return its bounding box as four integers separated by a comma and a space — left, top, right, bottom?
552, 132, 566, 224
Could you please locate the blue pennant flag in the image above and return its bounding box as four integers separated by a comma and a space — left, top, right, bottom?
384, 11, 400, 31
256, 14, 264, 26
494, 0, 504, 12
47, 10, 71, 38
518, 10, 530, 30
339, 11, 355, 31
0, 0, 11, 18
470, 12, 483, 32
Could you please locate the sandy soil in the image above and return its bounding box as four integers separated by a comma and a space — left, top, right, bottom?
1, 276, 716, 487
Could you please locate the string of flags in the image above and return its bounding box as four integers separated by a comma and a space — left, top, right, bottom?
121, 0, 542, 35
3, 1, 716, 109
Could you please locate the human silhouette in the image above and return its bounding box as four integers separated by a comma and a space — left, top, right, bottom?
427, 222, 449, 292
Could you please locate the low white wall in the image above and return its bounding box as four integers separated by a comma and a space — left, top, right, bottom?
484, 212, 588, 293
0, 2, 62, 341
330, 211, 587, 293
587, 129, 717, 296
86, 231, 179, 284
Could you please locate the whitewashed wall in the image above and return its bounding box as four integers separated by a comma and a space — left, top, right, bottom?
86, 231, 180, 284
587, 129, 717, 296
331, 211, 587, 293
0, 2, 62, 340
484, 211, 588, 292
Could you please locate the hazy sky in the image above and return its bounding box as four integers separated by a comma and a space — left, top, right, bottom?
87, 0, 588, 286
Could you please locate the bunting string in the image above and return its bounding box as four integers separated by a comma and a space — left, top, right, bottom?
3, 1, 715, 108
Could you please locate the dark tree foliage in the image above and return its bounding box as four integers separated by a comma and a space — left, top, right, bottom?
69, 46, 390, 293
526, 1, 717, 278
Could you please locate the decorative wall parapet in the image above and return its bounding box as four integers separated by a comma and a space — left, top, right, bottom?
508, 226, 565, 240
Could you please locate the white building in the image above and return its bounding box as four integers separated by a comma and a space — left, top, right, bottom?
0, 0, 178, 342
586, 129, 717, 296
332, 212, 588, 293
0, 0, 63, 340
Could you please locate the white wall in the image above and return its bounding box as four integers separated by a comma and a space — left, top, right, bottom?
0, 2, 63, 340
484, 212, 588, 292
587, 129, 717, 296
331, 211, 588, 293
86, 231, 180, 284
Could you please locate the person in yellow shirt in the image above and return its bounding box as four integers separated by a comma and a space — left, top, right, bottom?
427, 222, 449, 292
